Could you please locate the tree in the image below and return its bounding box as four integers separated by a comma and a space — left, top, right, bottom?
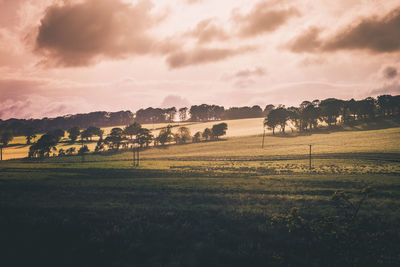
136, 128, 153, 148
68, 126, 80, 142
87, 126, 103, 140
202, 128, 212, 141
95, 139, 105, 152
156, 125, 173, 145
105, 128, 124, 151
179, 107, 188, 121
211, 123, 228, 140
300, 103, 321, 130
193, 131, 202, 142
264, 112, 279, 135
48, 129, 64, 142
58, 148, 66, 156
265, 108, 289, 134
123, 122, 142, 139
0, 131, 13, 160
28, 134, 58, 158
78, 145, 89, 155
377, 95, 395, 117
24, 127, 37, 145
166, 107, 177, 122
264, 104, 275, 116
177, 127, 191, 143
319, 98, 343, 126
66, 147, 76, 155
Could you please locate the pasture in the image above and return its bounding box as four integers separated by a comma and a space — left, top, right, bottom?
1, 126, 399, 266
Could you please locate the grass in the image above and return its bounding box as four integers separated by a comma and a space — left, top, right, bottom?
1, 124, 399, 266
3, 118, 265, 160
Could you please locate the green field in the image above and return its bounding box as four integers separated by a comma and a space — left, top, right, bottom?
1, 126, 399, 266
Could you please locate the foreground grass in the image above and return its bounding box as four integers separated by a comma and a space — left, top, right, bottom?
1, 127, 399, 266
1, 157, 400, 266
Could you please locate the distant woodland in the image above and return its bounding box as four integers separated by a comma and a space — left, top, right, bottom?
0, 94, 399, 136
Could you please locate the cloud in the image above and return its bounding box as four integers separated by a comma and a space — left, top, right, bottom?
185, 0, 203, 4
166, 46, 255, 69
35, 0, 167, 67
232, 66, 266, 79
383, 66, 398, 79
232, 1, 299, 37
234, 79, 256, 89
184, 18, 229, 43
370, 82, 400, 96
160, 95, 190, 108
285, 27, 322, 53
287, 6, 400, 54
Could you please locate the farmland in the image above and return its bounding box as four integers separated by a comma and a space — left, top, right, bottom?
1, 124, 399, 266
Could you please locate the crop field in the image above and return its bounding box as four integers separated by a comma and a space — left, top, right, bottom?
1, 125, 399, 266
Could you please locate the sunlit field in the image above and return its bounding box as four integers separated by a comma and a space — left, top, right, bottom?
3, 118, 265, 160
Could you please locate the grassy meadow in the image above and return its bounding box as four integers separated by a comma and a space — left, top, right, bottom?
1, 123, 399, 266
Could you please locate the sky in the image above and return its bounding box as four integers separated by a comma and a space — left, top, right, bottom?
1, 0, 400, 119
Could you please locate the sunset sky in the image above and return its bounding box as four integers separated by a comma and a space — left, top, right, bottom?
1, 0, 400, 119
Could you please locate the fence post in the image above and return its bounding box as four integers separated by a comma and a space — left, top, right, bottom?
309, 145, 312, 170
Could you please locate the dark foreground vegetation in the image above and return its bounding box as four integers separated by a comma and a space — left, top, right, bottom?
0, 158, 399, 267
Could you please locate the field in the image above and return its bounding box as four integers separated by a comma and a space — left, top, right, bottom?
3, 118, 265, 160
1, 125, 400, 266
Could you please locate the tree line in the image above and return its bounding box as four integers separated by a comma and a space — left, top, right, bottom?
264, 95, 400, 134
23, 122, 228, 159
1, 94, 399, 155
0, 111, 134, 137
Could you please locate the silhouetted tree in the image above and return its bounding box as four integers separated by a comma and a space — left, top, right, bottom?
78, 145, 89, 155
48, 129, 64, 142
179, 107, 188, 121
212, 123, 228, 140
202, 128, 212, 141
193, 131, 202, 142
29, 134, 58, 158
265, 107, 289, 134
68, 126, 80, 142
66, 147, 76, 155
24, 127, 37, 144
136, 128, 153, 148
58, 148, 65, 156
123, 122, 142, 139
105, 128, 124, 151
300, 102, 320, 130
177, 127, 191, 143
319, 98, 343, 126
377, 95, 395, 117
156, 125, 173, 145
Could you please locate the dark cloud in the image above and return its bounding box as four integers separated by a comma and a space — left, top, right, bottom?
287, 7, 400, 54
285, 27, 322, 53
232, 1, 299, 37
383, 66, 398, 79
184, 18, 229, 43
35, 0, 167, 67
166, 46, 255, 69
